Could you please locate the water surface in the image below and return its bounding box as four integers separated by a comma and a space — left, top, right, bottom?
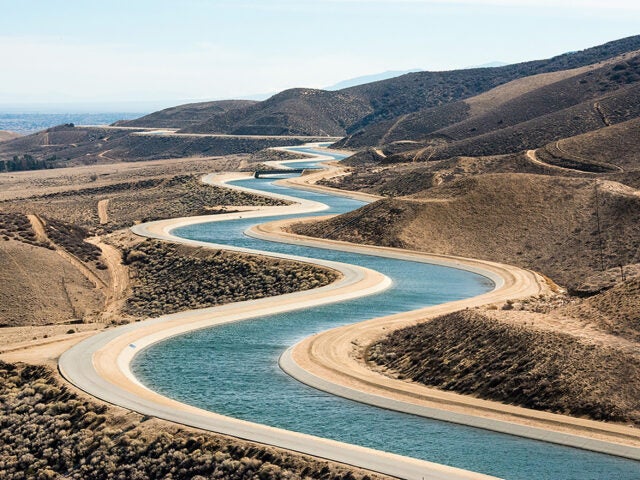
134, 147, 640, 480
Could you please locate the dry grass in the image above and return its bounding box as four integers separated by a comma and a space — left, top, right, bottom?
338, 38, 640, 148
563, 277, 640, 342
536, 117, 640, 176
0, 240, 104, 326
0, 155, 244, 202
1, 174, 288, 234
0, 159, 325, 329
0, 131, 21, 143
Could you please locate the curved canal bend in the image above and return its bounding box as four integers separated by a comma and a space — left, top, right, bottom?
69, 146, 638, 479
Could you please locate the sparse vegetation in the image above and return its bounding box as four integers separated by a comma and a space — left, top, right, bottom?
295, 174, 640, 291
43, 217, 101, 264
563, 276, 640, 341
0, 125, 319, 171
0, 213, 50, 249
123, 240, 338, 317
1, 175, 289, 234
367, 310, 640, 424
247, 148, 310, 164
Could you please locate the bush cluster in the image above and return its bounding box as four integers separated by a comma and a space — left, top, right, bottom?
43, 217, 102, 264
368, 310, 640, 424
123, 240, 337, 317
0, 213, 51, 248
104, 175, 288, 232
0, 361, 381, 480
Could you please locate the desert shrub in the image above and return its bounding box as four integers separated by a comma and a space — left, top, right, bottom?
123, 240, 338, 317
43, 217, 101, 263
0, 361, 383, 480
0, 213, 42, 246
368, 310, 640, 424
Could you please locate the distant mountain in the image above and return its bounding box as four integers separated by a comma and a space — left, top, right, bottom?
120, 100, 258, 129
118, 34, 640, 146
325, 70, 423, 91
465, 61, 509, 69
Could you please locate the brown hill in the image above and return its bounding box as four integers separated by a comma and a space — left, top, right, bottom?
0, 124, 322, 171
119, 99, 257, 129
367, 309, 640, 424
563, 276, 640, 342
292, 174, 640, 290
179, 88, 372, 136
355, 50, 639, 149
323, 151, 582, 197
336, 34, 640, 146
534, 117, 640, 176
378, 53, 640, 161
115, 35, 640, 141
0, 131, 21, 143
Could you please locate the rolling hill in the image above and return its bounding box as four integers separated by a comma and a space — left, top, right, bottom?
118, 99, 258, 129
293, 174, 640, 291
378, 52, 640, 162
0, 131, 21, 143
116, 34, 640, 140
0, 124, 326, 170
179, 88, 373, 136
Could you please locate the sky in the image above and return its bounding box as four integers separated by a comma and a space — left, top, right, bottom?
1, 0, 639, 111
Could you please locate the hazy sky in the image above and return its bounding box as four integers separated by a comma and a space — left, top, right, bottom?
1, 0, 639, 110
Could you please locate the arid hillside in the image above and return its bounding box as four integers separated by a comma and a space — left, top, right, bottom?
293, 174, 640, 291
367, 297, 640, 425
119, 99, 258, 129
0, 156, 326, 329
116, 35, 640, 142
120, 237, 337, 319
0, 174, 287, 234
337, 34, 640, 145
179, 88, 373, 136
0, 131, 21, 143
0, 124, 322, 172
6, 36, 636, 172
364, 52, 640, 161
534, 117, 640, 180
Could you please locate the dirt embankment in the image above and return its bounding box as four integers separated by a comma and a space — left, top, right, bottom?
367, 304, 640, 426
0, 361, 387, 480
293, 173, 640, 291
119, 236, 338, 319
0, 213, 105, 327
562, 276, 640, 342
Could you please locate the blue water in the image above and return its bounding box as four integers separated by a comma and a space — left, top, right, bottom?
133, 147, 640, 480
